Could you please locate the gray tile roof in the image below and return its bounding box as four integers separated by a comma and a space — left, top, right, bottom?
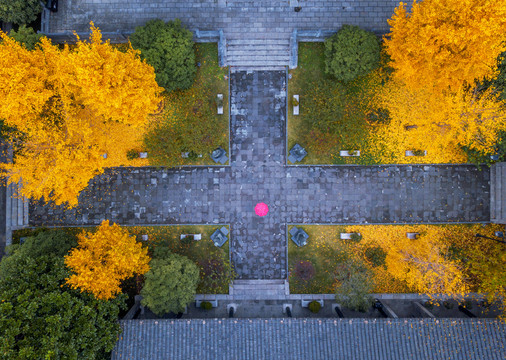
112, 318, 506, 360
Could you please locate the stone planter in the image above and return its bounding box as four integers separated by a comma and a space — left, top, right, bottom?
293, 95, 299, 116
339, 150, 360, 157
406, 232, 419, 240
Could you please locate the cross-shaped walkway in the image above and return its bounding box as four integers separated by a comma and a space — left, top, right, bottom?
30, 70, 490, 279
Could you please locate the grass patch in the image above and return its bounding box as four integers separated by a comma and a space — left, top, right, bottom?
288, 42, 385, 165
144, 43, 229, 166
13, 224, 233, 295
288, 225, 405, 294
129, 225, 233, 294
288, 224, 504, 295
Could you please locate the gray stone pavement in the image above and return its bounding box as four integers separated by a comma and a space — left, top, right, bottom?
48, 0, 404, 36
30, 70, 491, 280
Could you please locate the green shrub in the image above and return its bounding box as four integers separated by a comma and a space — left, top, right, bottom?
308, 300, 321, 313
364, 246, 387, 267
130, 19, 196, 91
336, 270, 374, 312
367, 108, 390, 125
126, 149, 139, 160
0, 0, 42, 25
140, 252, 200, 315
324, 25, 381, 82
349, 233, 362, 243
200, 301, 213, 310
8, 25, 43, 50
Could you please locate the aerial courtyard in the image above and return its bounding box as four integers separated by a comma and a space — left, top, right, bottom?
0, 0, 506, 359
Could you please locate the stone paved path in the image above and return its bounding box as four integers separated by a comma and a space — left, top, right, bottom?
30, 71, 491, 279
49, 0, 404, 35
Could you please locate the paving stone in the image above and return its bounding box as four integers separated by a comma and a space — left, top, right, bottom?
30, 71, 491, 281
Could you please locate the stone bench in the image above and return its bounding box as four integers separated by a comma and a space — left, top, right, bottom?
180, 234, 202, 241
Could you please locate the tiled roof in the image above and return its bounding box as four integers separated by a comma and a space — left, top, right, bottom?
112, 318, 506, 360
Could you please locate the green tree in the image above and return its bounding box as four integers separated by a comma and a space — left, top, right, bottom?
141, 252, 199, 315
8, 25, 42, 50
0, 232, 126, 359
0, 0, 42, 25
335, 264, 374, 312
325, 25, 381, 82
130, 19, 196, 91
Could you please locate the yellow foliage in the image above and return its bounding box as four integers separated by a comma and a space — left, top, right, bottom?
347, 224, 504, 299
369, 80, 506, 163
64, 220, 150, 300
384, 0, 506, 92
0, 24, 162, 207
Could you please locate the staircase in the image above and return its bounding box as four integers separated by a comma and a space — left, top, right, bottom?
5, 180, 29, 246
226, 36, 290, 69
230, 279, 289, 300
491, 162, 506, 223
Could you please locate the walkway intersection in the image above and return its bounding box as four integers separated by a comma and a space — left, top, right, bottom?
30, 70, 490, 280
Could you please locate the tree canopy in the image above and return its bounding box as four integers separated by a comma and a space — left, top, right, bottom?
141, 251, 199, 315
0, 230, 126, 359
130, 19, 196, 91
384, 0, 506, 92
0, 24, 161, 207
0, 0, 42, 25
65, 220, 150, 300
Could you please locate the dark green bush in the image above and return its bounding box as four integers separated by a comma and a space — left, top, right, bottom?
200, 301, 213, 310
126, 149, 139, 160
324, 25, 381, 82
141, 253, 200, 315
367, 108, 390, 125
130, 19, 196, 91
0, 0, 42, 25
349, 233, 362, 243
308, 300, 321, 313
335, 263, 374, 312
364, 246, 387, 267
8, 25, 42, 50
0, 230, 125, 359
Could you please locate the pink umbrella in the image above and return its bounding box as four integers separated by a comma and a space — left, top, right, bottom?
255, 202, 269, 217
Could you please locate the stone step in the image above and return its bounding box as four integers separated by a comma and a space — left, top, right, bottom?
227, 44, 289, 50
227, 39, 289, 45
231, 66, 287, 72
227, 54, 289, 62
233, 279, 285, 285
228, 60, 289, 66
227, 49, 290, 56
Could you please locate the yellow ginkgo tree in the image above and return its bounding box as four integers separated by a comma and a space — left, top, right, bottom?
368, 81, 506, 163
64, 220, 150, 300
0, 24, 162, 207
384, 0, 506, 92
347, 225, 469, 299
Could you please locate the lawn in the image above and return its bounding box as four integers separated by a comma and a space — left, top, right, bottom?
13, 224, 233, 295
143, 43, 229, 166
128, 225, 233, 294
288, 224, 504, 295
287, 43, 384, 165
288, 225, 409, 294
